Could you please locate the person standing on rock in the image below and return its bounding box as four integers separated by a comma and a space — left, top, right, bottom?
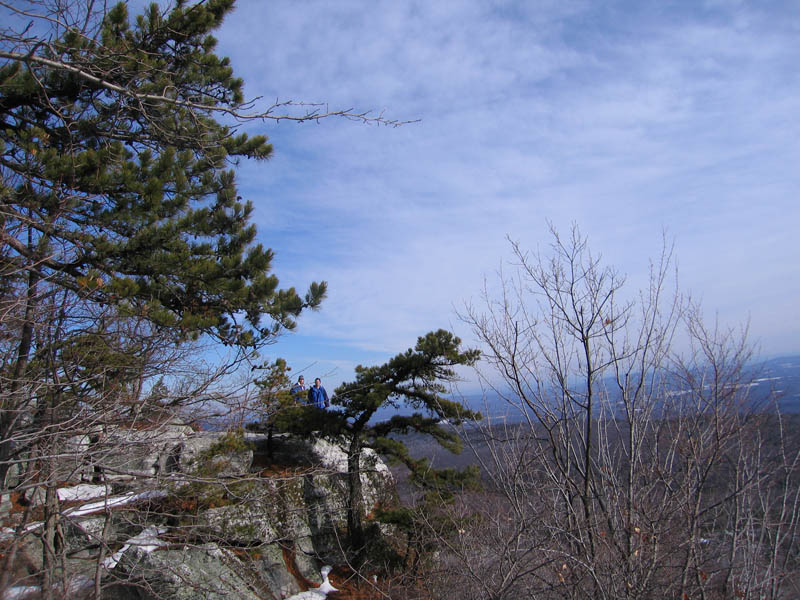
308, 377, 330, 408
290, 376, 307, 404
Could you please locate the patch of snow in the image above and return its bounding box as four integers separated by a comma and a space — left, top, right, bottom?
102, 525, 167, 569
2, 575, 94, 599
317, 566, 339, 595
57, 484, 109, 503
64, 489, 166, 518
2, 586, 39, 600
0, 520, 47, 541
2, 490, 167, 541
285, 565, 338, 599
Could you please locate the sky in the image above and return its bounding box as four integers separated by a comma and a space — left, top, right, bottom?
198, 0, 799, 391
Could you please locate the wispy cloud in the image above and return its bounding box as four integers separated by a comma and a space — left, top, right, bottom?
207, 0, 800, 388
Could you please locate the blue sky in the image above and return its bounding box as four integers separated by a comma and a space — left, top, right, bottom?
203, 0, 799, 391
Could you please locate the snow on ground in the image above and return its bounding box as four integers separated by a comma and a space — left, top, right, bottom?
102, 525, 168, 569
1, 490, 167, 542
2, 575, 93, 600
57, 484, 109, 503
63, 489, 166, 518
1, 586, 38, 600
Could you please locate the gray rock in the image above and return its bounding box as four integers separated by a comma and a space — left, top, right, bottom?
247, 433, 393, 511
0, 492, 11, 521
62, 515, 108, 554
52, 433, 93, 483
4, 430, 396, 600
257, 543, 302, 598
106, 543, 263, 600
194, 502, 278, 545
187, 476, 326, 562
57, 422, 194, 484
101, 423, 195, 480
178, 433, 253, 479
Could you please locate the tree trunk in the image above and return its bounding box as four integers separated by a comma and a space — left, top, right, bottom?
347, 433, 365, 565
41, 481, 59, 600
0, 267, 39, 492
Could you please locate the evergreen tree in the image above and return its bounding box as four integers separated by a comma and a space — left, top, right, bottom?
252, 357, 294, 457
1, 0, 326, 345
283, 330, 481, 564
0, 0, 326, 491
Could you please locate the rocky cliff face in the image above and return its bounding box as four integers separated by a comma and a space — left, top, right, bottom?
0, 427, 394, 600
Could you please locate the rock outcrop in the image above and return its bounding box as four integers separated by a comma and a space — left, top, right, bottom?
106, 541, 263, 600
1, 426, 395, 600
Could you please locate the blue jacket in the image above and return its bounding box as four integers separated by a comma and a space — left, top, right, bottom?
290, 383, 306, 403
308, 385, 329, 408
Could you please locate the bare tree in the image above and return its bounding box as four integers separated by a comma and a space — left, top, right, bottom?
413, 224, 799, 600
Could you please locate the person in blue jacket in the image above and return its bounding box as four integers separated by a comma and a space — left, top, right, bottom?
308, 377, 330, 408
289, 376, 306, 404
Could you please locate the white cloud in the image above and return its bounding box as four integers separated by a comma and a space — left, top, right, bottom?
206, 0, 800, 385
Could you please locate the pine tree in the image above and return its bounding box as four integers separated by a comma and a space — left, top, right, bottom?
1, 1, 326, 345
281, 330, 481, 565
0, 0, 326, 497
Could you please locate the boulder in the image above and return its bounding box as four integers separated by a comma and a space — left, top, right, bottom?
101, 423, 195, 480
178, 433, 253, 479
61, 515, 108, 555
0, 492, 11, 522
249, 433, 393, 511
186, 476, 331, 571
2, 430, 397, 600
105, 542, 263, 600
58, 422, 194, 484
256, 543, 303, 598
193, 502, 278, 545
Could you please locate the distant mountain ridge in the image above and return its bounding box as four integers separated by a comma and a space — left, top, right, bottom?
457, 353, 800, 423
